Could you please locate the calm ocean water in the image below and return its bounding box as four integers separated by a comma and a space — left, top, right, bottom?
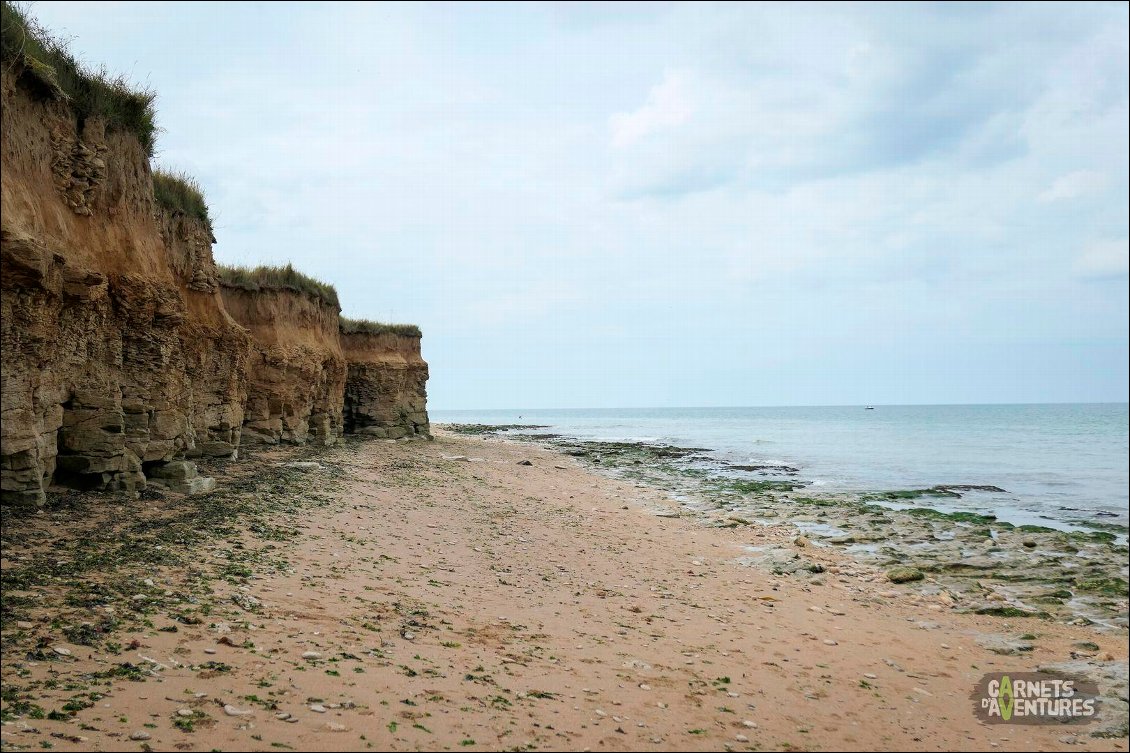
432, 404, 1129, 530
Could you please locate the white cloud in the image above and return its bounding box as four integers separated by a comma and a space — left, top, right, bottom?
1038, 170, 1110, 202
609, 70, 694, 148
1075, 239, 1129, 279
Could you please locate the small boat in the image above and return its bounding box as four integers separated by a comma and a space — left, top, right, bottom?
865, 406, 875, 410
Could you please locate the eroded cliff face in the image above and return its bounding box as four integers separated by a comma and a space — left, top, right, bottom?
219, 286, 347, 446
342, 332, 431, 440
0, 68, 251, 504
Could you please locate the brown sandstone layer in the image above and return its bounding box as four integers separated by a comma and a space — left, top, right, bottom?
0, 67, 251, 504
219, 286, 347, 446
342, 330, 431, 439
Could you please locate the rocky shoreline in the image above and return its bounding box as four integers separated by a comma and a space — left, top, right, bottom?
445, 425, 1129, 631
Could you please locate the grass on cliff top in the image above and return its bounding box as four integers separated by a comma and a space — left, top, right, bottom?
217, 263, 340, 309
340, 317, 422, 338
153, 169, 211, 228
1, 1, 158, 156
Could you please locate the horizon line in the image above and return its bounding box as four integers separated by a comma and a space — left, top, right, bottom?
431, 400, 1130, 412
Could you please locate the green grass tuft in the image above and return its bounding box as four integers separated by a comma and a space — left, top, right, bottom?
2, 1, 159, 156
153, 169, 210, 227
339, 317, 422, 338
217, 264, 340, 309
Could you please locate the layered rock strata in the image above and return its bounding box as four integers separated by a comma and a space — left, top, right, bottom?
1, 67, 249, 505
1, 44, 432, 507
219, 286, 347, 446
342, 331, 431, 440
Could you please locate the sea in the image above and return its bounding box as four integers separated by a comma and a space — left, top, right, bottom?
431, 403, 1129, 532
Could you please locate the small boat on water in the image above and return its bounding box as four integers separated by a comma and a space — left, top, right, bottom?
865, 406, 875, 410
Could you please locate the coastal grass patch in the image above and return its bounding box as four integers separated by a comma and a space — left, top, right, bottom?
1, 1, 158, 155
339, 317, 422, 338
712, 479, 807, 495
217, 263, 340, 309
1073, 577, 1128, 597
902, 507, 997, 525
972, 606, 1052, 619
153, 169, 210, 228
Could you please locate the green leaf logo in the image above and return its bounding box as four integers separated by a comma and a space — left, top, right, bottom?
999, 675, 1014, 721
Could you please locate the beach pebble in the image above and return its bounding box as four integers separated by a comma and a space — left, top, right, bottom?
16, 620, 34, 629
324, 722, 348, 732
736, 734, 750, 742
223, 704, 253, 717
823, 639, 838, 646
301, 651, 322, 659
517, 460, 533, 466
638, 683, 651, 691
203, 648, 216, 654
52, 645, 72, 656
177, 708, 194, 717
309, 704, 327, 713
129, 731, 151, 741
886, 566, 924, 583
863, 673, 878, 679
793, 536, 810, 547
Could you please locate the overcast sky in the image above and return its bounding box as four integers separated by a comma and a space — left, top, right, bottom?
32, 1, 1129, 408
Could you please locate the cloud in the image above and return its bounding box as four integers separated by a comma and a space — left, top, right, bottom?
23, 1, 1126, 406
1038, 170, 1110, 202
609, 70, 694, 148
1075, 239, 1129, 280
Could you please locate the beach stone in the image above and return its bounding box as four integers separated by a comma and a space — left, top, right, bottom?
231, 593, 260, 611
302, 651, 322, 659
129, 731, 151, 741
309, 704, 327, 713
793, 535, 810, 547
15, 621, 34, 629
517, 459, 533, 466
280, 461, 324, 470
886, 566, 924, 583
223, 704, 253, 717
976, 634, 1034, 655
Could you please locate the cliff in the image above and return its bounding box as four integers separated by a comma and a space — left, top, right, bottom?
0, 4, 430, 505
220, 280, 347, 446
341, 326, 431, 440
0, 63, 252, 504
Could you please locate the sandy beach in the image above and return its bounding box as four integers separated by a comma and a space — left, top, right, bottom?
1, 430, 1126, 752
